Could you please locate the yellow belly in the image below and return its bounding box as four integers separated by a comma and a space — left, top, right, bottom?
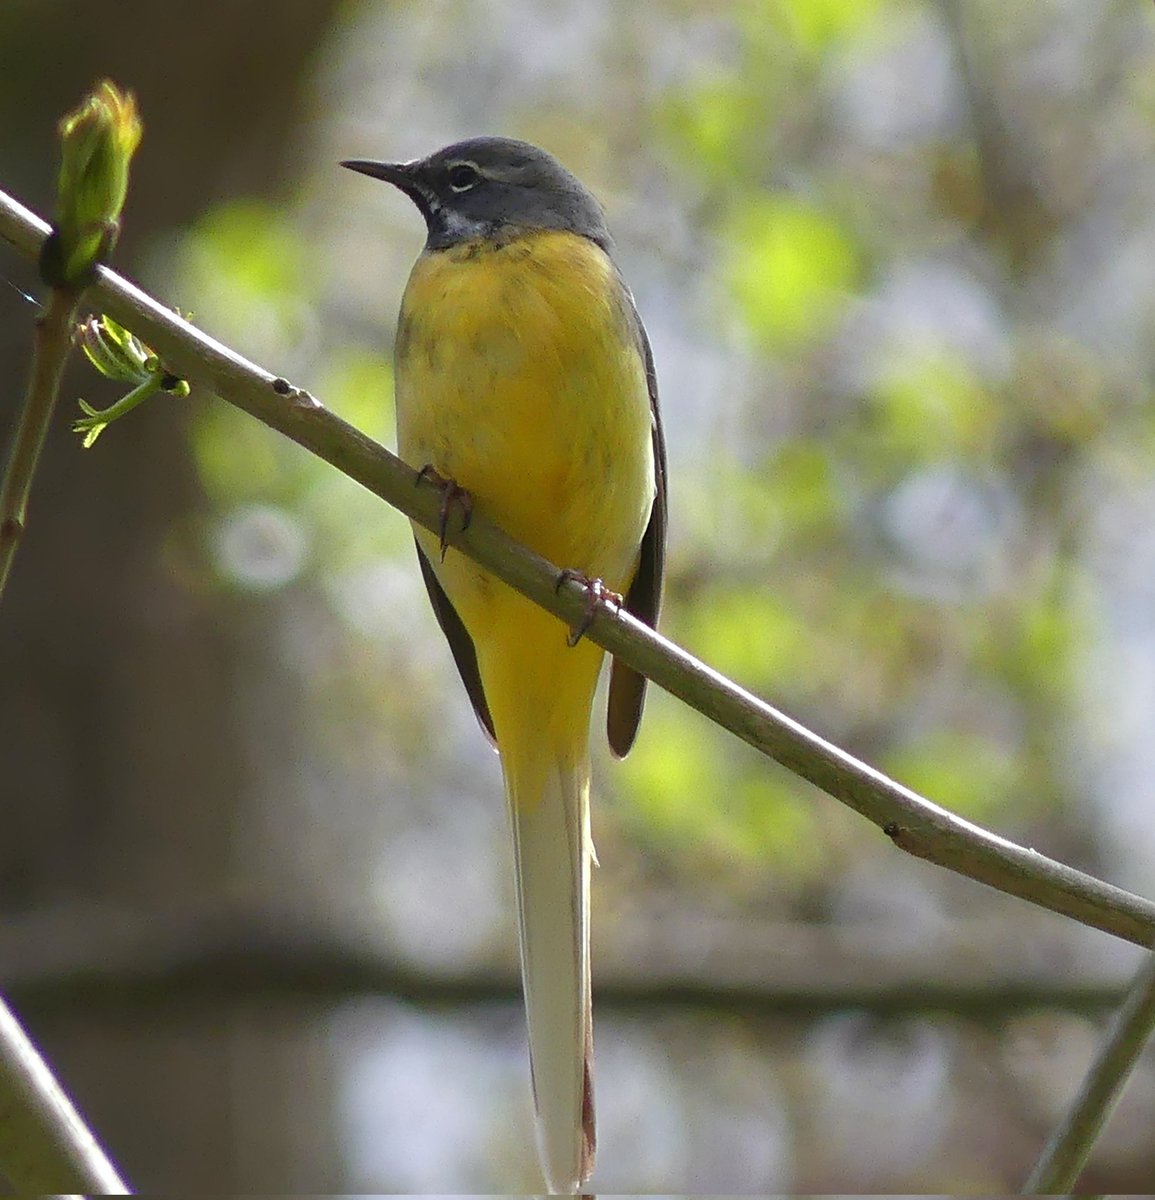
396, 230, 653, 573
394, 230, 655, 754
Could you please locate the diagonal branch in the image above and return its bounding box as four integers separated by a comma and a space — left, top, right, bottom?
1022, 950, 1155, 1193
0, 995, 129, 1193
2, 183, 1154, 951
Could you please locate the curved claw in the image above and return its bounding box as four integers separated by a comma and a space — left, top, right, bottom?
556, 569, 623, 646
416, 465, 473, 560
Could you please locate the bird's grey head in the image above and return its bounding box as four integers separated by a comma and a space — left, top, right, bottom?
342, 136, 612, 253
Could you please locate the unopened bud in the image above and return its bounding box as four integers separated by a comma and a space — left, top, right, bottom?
42, 81, 142, 290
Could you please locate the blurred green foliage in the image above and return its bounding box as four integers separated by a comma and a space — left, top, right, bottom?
183, 200, 400, 584
725, 194, 860, 346
174, 0, 1155, 906
743, 0, 888, 56
869, 351, 999, 463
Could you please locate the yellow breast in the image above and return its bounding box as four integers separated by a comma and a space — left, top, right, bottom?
394, 229, 655, 589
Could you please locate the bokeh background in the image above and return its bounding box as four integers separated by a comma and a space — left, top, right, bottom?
3, 0, 1155, 1191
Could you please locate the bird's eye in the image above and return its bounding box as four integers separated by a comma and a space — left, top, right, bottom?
447, 162, 482, 192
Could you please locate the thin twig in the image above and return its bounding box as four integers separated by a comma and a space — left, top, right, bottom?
0, 996, 129, 1193
0, 286, 79, 602
1022, 950, 1155, 1193
1, 185, 1154, 956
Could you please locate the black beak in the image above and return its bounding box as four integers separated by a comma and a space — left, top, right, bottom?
341, 158, 410, 185
341, 158, 432, 207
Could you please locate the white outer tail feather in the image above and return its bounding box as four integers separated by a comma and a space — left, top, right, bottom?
507, 756, 594, 1194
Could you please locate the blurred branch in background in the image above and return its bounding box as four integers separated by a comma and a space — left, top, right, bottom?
0, 899, 1141, 1021
2, 185, 1154, 955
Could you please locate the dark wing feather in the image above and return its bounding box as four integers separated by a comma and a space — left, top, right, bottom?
414, 538, 497, 745
606, 295, 667, 758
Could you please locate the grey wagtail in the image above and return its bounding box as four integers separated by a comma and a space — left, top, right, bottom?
344, 137, 667, 1192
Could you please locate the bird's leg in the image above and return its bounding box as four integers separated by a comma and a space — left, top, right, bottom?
416, 464, 473, 561
556, 569, 624, 647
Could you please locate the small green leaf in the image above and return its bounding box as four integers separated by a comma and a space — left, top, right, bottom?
72, 313, 188, 448
75, 313, 152, 383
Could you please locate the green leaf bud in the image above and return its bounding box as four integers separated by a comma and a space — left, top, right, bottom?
42, 81, 142, 290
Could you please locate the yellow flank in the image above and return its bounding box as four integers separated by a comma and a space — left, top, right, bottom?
395, 228, 655, 793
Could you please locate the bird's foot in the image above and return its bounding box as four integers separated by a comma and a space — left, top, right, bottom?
416, 465, 473, 561
556, 569, 623, 646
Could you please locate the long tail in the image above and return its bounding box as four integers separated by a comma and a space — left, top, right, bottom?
506, 749, 594, 1193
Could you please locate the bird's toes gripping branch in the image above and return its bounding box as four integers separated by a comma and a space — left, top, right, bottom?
555, 569, 623, 647
416, 464, 473, 561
